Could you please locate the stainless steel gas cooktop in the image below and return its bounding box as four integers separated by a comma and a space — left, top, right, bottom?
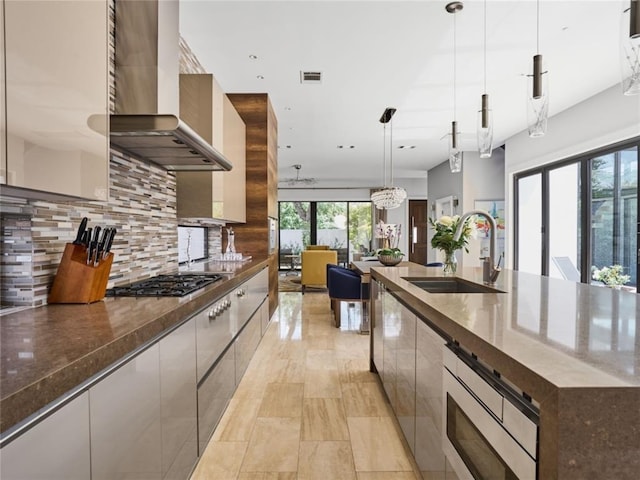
106, 273, 223, 297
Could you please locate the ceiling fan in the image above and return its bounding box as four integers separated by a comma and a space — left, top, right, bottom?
279, 164, 317, 186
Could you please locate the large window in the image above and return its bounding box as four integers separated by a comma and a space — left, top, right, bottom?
278, 201, 372, 269
514, 140, 638, 288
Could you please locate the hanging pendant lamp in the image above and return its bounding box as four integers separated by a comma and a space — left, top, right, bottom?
477, 0, 493, 158
621, 0, 640, 95
371, 108, 406, 210
446, 2, 463, 173
527, 0, 549, 137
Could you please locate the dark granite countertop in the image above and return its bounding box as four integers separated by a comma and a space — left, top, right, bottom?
0, 257, 269, 434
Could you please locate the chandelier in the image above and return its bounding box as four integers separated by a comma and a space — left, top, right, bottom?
371, 187, 407, 210
371, 108, 406, 210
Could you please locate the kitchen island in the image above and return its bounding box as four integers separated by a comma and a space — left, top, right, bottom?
0, 257, 269, 436
370, 263, 639, 479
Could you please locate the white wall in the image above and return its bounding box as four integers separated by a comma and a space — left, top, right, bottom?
504, 83, 640, 268
462, 149, 506, 268
426, 149, 505, 267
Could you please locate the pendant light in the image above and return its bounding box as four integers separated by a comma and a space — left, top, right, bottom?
527, 0, 549, 137
446, 2, 463, 173
621, 0, 640, 95
477, 0, 493, 158
371, 108, 406, 210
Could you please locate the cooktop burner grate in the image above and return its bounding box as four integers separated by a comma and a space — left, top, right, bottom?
106, 273, 223, 297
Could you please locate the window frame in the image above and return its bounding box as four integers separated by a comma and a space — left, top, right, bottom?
513, 137, 639, 285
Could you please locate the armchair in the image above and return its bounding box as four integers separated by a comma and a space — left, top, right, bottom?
327, 267, 369, 328
300, 250, 338, 293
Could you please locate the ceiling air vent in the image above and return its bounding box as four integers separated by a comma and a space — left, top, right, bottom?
300, 71, 322, 84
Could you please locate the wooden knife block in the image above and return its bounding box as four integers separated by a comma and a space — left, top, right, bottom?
48, 243, 114, 304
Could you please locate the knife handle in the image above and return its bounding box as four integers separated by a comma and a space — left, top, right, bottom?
95, 228, 109, 265
103, 228, 116, 259
73, 217, 88, 245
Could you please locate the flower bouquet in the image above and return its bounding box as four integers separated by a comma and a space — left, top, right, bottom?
429, 215, 474, 274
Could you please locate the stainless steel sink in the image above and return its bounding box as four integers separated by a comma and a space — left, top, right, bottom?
403, 277, 506, 294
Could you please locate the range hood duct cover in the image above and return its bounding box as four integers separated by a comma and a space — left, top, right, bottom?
110, 0, 232, 172
109, 115, 232, 171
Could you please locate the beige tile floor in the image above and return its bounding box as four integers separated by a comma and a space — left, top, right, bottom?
191, 291, 423, 480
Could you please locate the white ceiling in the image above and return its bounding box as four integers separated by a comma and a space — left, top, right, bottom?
180, 0, 627, 188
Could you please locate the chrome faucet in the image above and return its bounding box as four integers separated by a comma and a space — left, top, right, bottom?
453, 210, 501, 285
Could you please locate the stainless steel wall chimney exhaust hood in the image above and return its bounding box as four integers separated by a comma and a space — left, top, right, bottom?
109, 114, 232, 171
110, 0, 232, 172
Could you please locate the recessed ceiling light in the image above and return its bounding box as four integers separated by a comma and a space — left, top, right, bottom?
337, 145, 343, 149
284, 107, 292, 111
349, 146, 355, 149
286, 145, 292, 149
256, 75, 264, 80
249, 54, 258, 60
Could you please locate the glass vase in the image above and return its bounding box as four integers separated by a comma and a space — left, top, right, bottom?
443, 251, 457, 275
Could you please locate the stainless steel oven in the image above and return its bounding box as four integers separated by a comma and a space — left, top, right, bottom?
443, 343, 539, 480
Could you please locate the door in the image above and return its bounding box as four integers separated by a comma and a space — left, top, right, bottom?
409, 200, 429, 265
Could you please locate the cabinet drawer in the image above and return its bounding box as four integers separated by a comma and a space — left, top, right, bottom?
456, 358, 503, 420
233, 268, 268, 331
195, 294, 234, 381
197, 346, 235, 454
235, 310, 261, 385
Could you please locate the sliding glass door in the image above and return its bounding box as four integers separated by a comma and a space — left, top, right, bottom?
278, 201, 372, 269
514, 140, 638, 288
515, 173, 543, 275
548, 163, 582, 281
591, 147, 638, 285
278, 201, 310, 270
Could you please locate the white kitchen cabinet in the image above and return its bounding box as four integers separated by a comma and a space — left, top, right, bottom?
415, 319, 447, 476
159, 319, 198, 480
90, 344, 162, 480
0, 392, 91, 480
3, 0, 109, 200
210, 94, 246, 222
176, 74, 246, 222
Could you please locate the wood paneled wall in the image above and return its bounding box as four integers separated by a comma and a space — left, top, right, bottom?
227, 94, 279, 317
